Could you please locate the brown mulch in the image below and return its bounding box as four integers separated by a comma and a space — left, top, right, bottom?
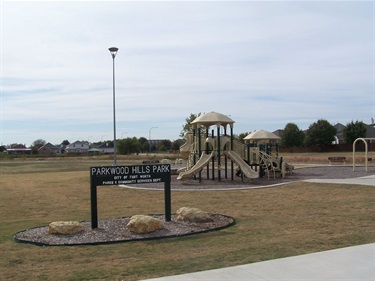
125, 165, 375, 190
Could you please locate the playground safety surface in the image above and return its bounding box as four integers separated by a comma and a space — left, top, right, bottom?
124, 165, 375, 190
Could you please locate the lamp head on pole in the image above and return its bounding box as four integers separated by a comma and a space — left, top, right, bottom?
108, 47, 119, 58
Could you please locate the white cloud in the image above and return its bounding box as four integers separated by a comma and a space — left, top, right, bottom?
1, 1, 373, 146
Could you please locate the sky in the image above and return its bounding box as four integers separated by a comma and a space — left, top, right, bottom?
1, 0, 374, 146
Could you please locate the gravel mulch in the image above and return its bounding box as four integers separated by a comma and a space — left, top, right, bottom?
14, 214, 234, 246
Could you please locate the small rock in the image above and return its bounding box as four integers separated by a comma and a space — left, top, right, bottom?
127, 215, 164, 234
176, 207, 213, 223
48, 221, 83, 235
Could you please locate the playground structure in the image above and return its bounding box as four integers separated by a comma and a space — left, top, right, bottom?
177, 112, 293, 181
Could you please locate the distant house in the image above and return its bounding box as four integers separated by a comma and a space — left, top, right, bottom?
272, 129, 283, 139
334, 122, 375, 144
6, 144, 31, 155
97, 142, 114, 154
148, 139, 168, 149
38, 142, 61, 155
365, 123, 375, 139
65, 141, 89, 154
333, 123, 346, 144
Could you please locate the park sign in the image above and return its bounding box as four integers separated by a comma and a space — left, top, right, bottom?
90, 164, 171, 229
90, 164, 171, 186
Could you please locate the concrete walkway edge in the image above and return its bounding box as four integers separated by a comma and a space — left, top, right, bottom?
304, 174, 375, 186
141, 176, 374, 281
142, 243, 375, 281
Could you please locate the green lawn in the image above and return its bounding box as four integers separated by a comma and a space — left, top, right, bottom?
0, 158, 374, 280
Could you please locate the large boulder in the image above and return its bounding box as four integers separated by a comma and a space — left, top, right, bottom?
127, 215, 164, 234
48, 221, 83, 235
176, 207, 213, 223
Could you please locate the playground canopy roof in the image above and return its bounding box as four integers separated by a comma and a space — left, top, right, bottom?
191, 112, 235, 128
244, 130, 280, 142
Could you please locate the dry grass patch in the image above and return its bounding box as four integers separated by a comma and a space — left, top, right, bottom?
282, 151, 375, 165
0, 160, 374, 280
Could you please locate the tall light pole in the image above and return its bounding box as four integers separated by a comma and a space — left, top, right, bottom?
109, 47, 119, 166
149, 126, 158, 154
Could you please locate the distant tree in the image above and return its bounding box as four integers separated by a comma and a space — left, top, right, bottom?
172, 139, 184, 151
117, 139, 127, 155
0, 145, 6, 152
236, 132, 251, 143
343, 121, 367, 144
31, 139, 46, 154
138, 137, 149, 153
61, 140, 70, 145
157, 140, 172, 152
180, 113, 201, 137
305, 119, 337, 146
117, 137, 140, 155
280, 123, 305, 149
10, 143, 26, 148
32, 139, 46, 147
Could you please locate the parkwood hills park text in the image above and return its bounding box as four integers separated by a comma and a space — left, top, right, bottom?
90, 164, 171, 185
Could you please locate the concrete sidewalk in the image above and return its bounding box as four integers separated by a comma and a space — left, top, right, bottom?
142, 243, 375, 281
304, 174, 375, 186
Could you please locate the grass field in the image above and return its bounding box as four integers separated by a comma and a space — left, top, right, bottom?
0, 155, 374, 280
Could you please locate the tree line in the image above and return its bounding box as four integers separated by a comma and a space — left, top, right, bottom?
280, 120, 366, 148
236, 120, 367, 148
0, 138, 184, 155
181, 113, 368, 148
1, 117, 367, 155
116, 138, 183, 154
